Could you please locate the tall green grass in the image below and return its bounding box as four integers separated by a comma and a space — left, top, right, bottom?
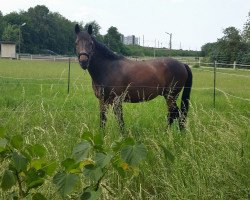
0, 59, 249, 199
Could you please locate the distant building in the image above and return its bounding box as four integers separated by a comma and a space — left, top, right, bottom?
122, 35, 139, 45
0, 41, 16, 58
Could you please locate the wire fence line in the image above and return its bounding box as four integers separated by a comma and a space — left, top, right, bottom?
0, 81, 206, 89
0, 75, 72, 81
0, 88, 249, 114
194, 68, 250, 78
187, 60, 250, 70
1, 58, 250, 103
216, 88, 250, 102
1, 65, 250, 81
17, 54, 250, 69
1, 81, 249, 102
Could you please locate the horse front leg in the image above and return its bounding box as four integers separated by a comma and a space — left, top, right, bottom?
113, 97, 125, 134
99, 100, 108, 129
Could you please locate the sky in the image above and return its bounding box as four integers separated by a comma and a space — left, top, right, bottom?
0, 0, 249, 50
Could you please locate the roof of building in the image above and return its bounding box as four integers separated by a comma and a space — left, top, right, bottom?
0, 41, 16, 45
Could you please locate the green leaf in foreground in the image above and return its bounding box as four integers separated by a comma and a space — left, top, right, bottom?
53, 172, 80, 196
32, 193, 47, 200
32, 144, 47, 158
112, 137, 135, 152
44, 161, 58, 176
81, 131, 93, 142
81, 187, 101, 200
72, 141, 91, 162
10, 135, 24, 150
94, 153, 112, 168
84, 165, 103, 183
1, 169, 16, 190
121, 143, 147, 166
61, 158, 77, 172
0, 138, 8, 153
0, 127, 5, 138
12, 151, 29, 172
27, 178, 44, 190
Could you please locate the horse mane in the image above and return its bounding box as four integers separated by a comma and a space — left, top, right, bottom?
92, 36, 124, 60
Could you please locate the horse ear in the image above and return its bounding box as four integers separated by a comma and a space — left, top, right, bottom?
75, 24, 80, 34
88, 25, 93, 35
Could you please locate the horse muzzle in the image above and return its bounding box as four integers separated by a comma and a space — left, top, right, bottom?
78, 52, 90, 70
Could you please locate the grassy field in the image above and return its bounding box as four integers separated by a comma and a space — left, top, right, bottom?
0, 59, 250, 199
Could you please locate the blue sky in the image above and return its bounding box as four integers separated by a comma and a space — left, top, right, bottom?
1, 0, 249, 50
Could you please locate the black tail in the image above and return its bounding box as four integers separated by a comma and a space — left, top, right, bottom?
180, 64, 192, 126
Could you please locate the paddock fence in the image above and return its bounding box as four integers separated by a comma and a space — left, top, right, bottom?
18, 54, 78, 62
0, 66, 250, 105
1, 55, 250, 107
16, 54, 250, 70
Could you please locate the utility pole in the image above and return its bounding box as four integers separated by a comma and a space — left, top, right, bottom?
165, 32, 172, 50
165, 32, 172, 55
19, 22, 26, 55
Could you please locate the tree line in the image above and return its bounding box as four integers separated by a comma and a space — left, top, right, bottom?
0, 5, 76, 55
201, 13, 250, 64
2, 5, 249, 62
0, 5, 200, 57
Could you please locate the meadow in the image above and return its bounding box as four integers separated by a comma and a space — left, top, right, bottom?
0, 59, 249, 199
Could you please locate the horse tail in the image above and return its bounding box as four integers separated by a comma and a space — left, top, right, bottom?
180, 64, 193, 126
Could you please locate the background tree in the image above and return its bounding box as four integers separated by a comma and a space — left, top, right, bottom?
242, 12, 250, 43
0, 5, 201, 57
84, 21, 103, 42
103, 26, 129, 55
241, 12, 250, 63
202, 24, 249, 64
217, 27, 243, 63
2, 24, 19, 42
0, 11, 5, 40
201, 42, 217, 59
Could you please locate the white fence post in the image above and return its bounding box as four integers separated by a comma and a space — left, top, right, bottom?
233, 61, 236, 69
213, 61, 217, 108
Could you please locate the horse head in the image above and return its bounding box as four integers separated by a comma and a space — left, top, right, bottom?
75, 24, 94, 70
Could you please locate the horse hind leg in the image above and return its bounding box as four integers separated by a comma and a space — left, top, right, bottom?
165, 93, 180, 127
99, 99, 108, 129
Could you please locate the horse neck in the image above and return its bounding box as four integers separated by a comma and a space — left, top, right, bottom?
87, 51, 110, 85
88, 39, 122, 84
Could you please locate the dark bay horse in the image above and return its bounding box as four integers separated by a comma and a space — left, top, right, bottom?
75, 24, 192, 131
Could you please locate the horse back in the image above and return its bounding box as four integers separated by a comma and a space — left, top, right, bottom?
122, 57, 188, 88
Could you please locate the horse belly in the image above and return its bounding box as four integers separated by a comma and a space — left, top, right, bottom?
124, 87, 162, 103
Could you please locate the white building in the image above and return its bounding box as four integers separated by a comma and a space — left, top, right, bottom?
122, 35, 139, 45
0, 41, 16, 58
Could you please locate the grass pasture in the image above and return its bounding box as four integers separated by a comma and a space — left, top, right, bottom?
0, 59, 250, 199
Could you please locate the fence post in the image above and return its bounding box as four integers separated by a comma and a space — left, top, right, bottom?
68, 58, 71, 94
233, 61, 236, 70
213, 61, 217, 108
198, 57, 201, 67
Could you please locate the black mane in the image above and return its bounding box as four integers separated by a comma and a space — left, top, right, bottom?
91, 36, 124, 60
